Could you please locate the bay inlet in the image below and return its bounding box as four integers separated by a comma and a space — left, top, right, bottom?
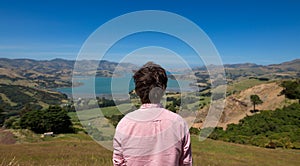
56, 74, 196, 98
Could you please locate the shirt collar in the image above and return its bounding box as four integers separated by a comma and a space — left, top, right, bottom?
140, 103, 163, 109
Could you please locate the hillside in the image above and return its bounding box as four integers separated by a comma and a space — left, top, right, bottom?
0, 133, 299, 166
0, 58, 298, 87
208, 103, 300, 148
0, 58, 298, 119
220, 82, 287, 127
0, 58, 137, 112
194, 81, 296, 129
173, 59, 300, 85
268, 59, 300, 72
0, 58, 137, 88
225, 59, 300, 80
0, 84, 68, 113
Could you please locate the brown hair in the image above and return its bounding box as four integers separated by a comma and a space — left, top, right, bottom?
133, 62, 168, 104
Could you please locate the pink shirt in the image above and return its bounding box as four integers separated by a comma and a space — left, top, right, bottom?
113, 103, 192, 166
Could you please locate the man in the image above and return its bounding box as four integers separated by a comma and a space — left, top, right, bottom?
113, 62, 192, 166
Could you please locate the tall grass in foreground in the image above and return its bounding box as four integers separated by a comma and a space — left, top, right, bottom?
0, 134, 299, 166
0, 138, 113, 165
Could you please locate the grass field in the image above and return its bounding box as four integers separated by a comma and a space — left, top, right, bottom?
0, 133, 299, 166
69, 104, 130, 121
0, 93, 18, 106
68, 104, 132, 140
227, 78, 271, 94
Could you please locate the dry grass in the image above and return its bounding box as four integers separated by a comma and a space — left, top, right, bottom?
191, 137, 300, 166
0, 134, 299, 166
0, 134, 113, 166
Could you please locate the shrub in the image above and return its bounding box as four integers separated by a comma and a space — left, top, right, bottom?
210, 103, 300, 149
189, 127, 200, 135
20, 105, 74, 134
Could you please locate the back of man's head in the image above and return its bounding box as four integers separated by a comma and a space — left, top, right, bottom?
133, 62, 168, 104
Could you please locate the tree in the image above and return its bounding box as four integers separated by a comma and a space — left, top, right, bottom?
250, 94, 263, 112
0, 107, 4, 126
280, 80, 300, 103
166, 103, 176, 113
20, 103, 32, 117
20, 105, 74, 134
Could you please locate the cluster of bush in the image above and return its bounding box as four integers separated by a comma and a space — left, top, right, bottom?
74, 97, 132, 111
203, 103, 300, 149
4, 105, 74, 134
165, 97, 181, 113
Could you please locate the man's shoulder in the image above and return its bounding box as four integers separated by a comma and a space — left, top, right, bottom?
161, 108, 185, 120
116, 107, 186, 127
115, 114, 130, 129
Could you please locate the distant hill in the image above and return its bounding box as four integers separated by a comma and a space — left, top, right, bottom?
0, 84, 67, 113
224, 63, 262, 68
224, 59, 300, 71
267, 59, 300, 72
0, 58, 137, 75
0, 58, 137, 88
0, 58, 298, 114
1, 58, 298, 84
223, 59, 300, 80
0, 58, 137, 113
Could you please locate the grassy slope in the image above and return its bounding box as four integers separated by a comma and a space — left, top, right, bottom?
227, 78, 271, 94
0, 134, 299, 166
70, 104, 128, 121
191, 136, 299, 166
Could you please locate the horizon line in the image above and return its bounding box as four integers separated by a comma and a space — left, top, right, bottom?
0, 57, 299, 66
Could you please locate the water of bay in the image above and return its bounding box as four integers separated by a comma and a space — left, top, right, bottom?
57, 74, 195, 98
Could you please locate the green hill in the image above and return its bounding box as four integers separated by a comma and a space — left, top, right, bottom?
0, 84, 67, 114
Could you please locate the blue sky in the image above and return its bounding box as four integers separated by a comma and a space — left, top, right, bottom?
0, 0, 299, 65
